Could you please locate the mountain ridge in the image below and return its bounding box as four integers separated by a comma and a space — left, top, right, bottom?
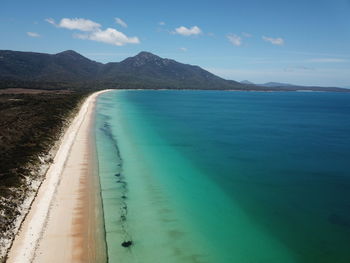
240, 79, 345, 90
0, 50, 348, 92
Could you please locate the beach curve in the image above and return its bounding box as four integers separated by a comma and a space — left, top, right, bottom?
6, 89, 111, 263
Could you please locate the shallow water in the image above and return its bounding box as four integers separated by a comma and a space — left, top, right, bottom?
95, 90, 350, 263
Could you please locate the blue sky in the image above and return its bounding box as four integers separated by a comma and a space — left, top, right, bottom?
1, 0, 350, 87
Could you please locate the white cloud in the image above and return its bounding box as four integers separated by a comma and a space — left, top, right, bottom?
58, 18, 101, 31
159, 21, 165, 26
115, 17, 127, 28
227, 34, 242, 46
75, 28, 139, 46
179, 47, 187, 52
242, 32, 252, 38
47, 17, 140, 46
306, 58, 347, 63
27, 32, 40, 37
262, 36, 284, 45
45, 18, 56, 25
174, 26, 202, 36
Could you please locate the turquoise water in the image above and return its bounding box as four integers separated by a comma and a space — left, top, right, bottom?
95, 90, 350, 263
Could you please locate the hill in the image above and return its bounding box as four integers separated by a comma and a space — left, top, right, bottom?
0, 50, 348, 92
100, 51, 243, 89
0, 50, 102, 82
259, 82, 294, 87
0, 50, 245, 90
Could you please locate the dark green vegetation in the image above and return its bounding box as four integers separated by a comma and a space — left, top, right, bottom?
1, 50, 348, 92
0, 91, 87, 250
0, 91, 87, 194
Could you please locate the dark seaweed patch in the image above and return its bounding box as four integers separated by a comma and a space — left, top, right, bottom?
121, 241, 133, 247
100, 118, 133, 248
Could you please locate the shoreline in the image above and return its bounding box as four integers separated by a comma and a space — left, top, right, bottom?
6, 90, 110, 263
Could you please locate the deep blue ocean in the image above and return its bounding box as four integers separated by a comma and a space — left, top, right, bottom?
95, 90, 350, 262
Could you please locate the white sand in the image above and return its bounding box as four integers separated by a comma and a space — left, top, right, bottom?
7, 90, 110, 263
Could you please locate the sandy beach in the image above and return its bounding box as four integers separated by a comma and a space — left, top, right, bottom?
6, 90, 110, 263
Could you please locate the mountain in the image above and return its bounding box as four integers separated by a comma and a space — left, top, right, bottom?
240, 80, 255, 85
240, 80, 295, 87
259, 82, 294, 87
100, 52, 243, 89
0, 50, 245, 90
0, 50, 349, 92
0, 50, 102, 82
241, 80, 349, 92
257, 81, 348, 92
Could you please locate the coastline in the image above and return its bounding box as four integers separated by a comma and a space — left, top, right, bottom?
6, 90, 110, 263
